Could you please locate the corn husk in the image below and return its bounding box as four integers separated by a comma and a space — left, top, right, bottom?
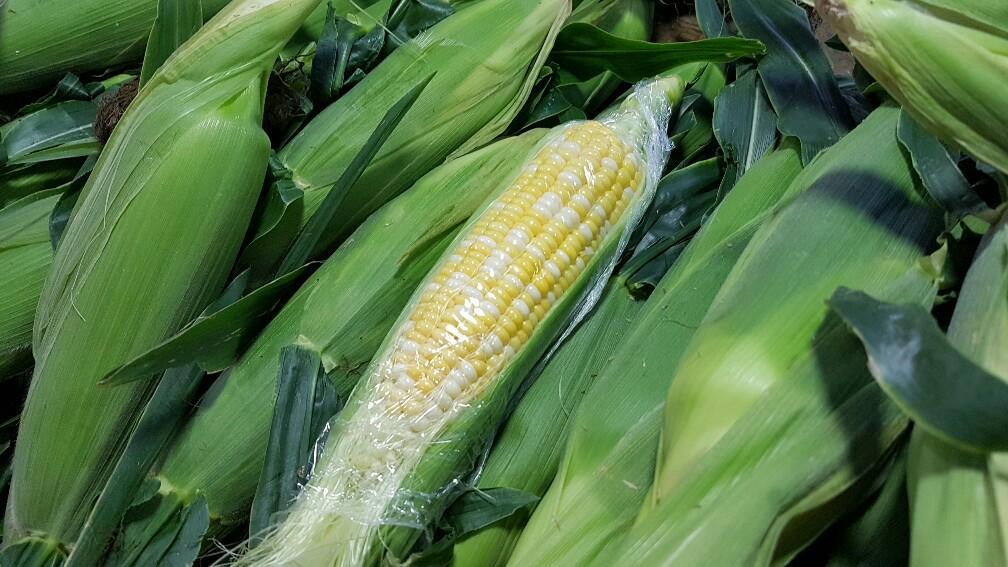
507, 140, 805, 566
3, 0, 319, 547
138, 130, 549, 540
819, 0, 1008, 173
604, 105, 946, 566
244, 0, 570, 274
0, 190, 57, 377
905, 215, 1008, 567
0, 0, 235, 95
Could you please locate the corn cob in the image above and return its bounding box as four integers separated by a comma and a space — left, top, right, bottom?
0, 190, 58, 377
245, 0, 569, 273
603, 104, 945, 566
819, 0, 1008, 173
238, 77, 681, 567
3, 0, 320, 548
508, 140, 805, 566
905, 215, 1008, 567
131, 130, 549, 544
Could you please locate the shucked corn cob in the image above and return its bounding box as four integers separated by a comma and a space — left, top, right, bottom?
3, 0, 320, 549
239, 77, 682, 567
125, 130, 549, 547
244, 0, 569, 274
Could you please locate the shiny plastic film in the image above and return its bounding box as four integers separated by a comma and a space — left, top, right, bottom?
240, 77, 682, 567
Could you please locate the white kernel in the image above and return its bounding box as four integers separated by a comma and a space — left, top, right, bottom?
557, 207, 580, 229
562, 140, 581, 154
542, 191, 562, 210
525, 284, 542, 303
578, 224, 594, 240
524, 163, 538, 175
483, 255, 507, 275
585, 246, 595, 257
444, 378, 462, 398
545, 261, 561, 278
504, 273, 524, 293
399, 340, 420, 355
575, 257, 586, 270
591, 204, 607, 220
458, 359, 477, 382
527, 244, 546, 261
602, 157, 619, 171
477, 236, 496, 249
482, 335, 504, 356
547, 292, 557, 304
401, 320, 415, 333
572, 194, 591, 210
559, 171, 581, 188
435, 390, 453, 411
532, 203, 553, 218
505, 228, 530, 248
463, 286, 482, 300
479, 300, 500, 318
513, 299, 531, 317
547, 152, 565, 167
395, 372, 415, 390
503, 345, 517, 359
556, 250, 571, 265
492, 249, 511, 264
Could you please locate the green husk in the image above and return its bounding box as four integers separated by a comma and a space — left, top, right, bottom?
0, 0, 233, 95
607, 104, 945, 566
238, 78, 682, 567
0, 162, 82, 209
0, 190, 57, 377
905, 215, 1008, 567
243, 0, 570, 275
3, 0, 319, 548
136, 130, 547, 539
819, 0, 1008, 173
508, 140, 805, 566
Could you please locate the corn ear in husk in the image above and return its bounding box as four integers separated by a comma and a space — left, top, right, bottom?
3, 0, 320, 548
819, 0, 1008, 173
244, 0, 570, 274
606, 104, 946, 566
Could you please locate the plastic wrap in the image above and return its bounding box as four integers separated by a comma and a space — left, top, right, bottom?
243, 77, 679, 566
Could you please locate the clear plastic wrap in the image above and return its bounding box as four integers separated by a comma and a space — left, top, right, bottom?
242, 77, 680, 566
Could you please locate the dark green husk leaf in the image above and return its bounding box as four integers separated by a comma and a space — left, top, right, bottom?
249, 346, 337, 545
550, 23, 764, 83
66, 365, 206, 567
897, 110, 988, 219
728, 0, 853, 162
713, 69, 777, 183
